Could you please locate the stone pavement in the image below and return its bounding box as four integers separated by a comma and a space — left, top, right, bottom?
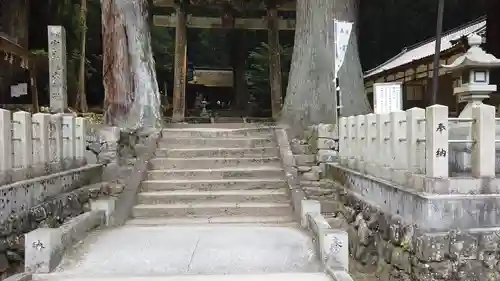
33, 225, 321, 280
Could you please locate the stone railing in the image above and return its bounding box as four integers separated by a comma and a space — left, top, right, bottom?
299, 104, 500, 280
338, 103, 497, 180
0, 108, 87, 184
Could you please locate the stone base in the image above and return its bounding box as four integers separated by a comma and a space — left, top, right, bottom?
321, 178, 500, 281
324, 163, 500, 230
24, 210, 105, 273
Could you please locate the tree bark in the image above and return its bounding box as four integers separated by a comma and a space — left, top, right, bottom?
280, 0, 336, 136
334, 0, 371, 117
172, 1, 188, 122
267, 4, 282, 120
77, 0, 89, 112
281, 0, 370, 137
102, 0, 161, 130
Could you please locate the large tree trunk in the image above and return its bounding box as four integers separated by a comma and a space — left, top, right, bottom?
77, 0, 89, 112
335, 0, 371, 117
281, 0, 370, 137
102, 0, 161, 130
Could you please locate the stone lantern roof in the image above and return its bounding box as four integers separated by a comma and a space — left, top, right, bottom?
442, 33, 500, 71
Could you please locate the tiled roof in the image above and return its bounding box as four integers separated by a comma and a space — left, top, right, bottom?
364, 16, 487, 78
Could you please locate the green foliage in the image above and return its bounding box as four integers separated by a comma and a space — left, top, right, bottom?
245, 42, 293, 100
151, 26, 175, 74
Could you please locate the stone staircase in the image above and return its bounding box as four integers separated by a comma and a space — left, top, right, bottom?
126, 125, 296, 226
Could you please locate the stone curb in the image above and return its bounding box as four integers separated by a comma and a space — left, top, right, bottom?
273, 126, 305, 222
24, 208, 106, 274
108, 130, 162, 227
274, 126, 353, 281
2, 272, 32, 281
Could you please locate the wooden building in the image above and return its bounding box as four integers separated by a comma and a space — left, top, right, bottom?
152, 0, 296, 120
364, 16, 488, 116
0, 32, 38, 112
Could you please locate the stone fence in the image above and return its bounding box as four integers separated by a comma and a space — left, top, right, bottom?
0, 108, 87, 185
338, 103, 497, 180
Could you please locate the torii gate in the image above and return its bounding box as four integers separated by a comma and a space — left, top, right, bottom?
152, 0, 296, 121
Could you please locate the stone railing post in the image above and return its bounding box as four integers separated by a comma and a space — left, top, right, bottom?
75, 117, 87, 163
50, 114, 64, 166
355, 115, 365, 171
346, 116, 356, 168
425, 105, 449, 178
365, 113, 376, 175
390, 111, 407, 170
62, 115, 76, 166
375, 114, 389, 176
12, 111, 33, 169
338, 117, 348, 164
32, 113, 51, 169
406, 108, 426, 174
471, 104, 496, 177
363, 114, 371, 166
0, 109, 12, 172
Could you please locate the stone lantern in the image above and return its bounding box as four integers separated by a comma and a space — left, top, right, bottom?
443, 33, 500, 173
442, 33, 500, 117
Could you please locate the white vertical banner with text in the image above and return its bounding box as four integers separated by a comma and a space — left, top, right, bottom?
334, 19, 353, 117
334, 20, 353, 77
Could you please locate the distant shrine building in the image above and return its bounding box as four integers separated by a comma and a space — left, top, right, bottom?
364, 16, 491, 116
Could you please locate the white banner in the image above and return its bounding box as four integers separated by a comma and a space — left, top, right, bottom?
334, 20, 353, 76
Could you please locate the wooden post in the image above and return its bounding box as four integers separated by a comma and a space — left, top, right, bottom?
30, 62, 40, 113
267, 2, 282, 120
172, 0, 188, 122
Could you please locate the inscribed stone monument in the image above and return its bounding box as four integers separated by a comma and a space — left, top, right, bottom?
48, 25, 68, 113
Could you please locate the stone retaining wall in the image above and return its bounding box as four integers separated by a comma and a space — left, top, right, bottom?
321, 173, 500, 281
0, 166, 104, 280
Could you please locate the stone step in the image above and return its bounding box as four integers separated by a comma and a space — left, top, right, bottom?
141, 179, 287, 191
125, 215, 296, 226
161, 127, 275, 138
158, 137, 275, 149
137, 189, 289, 204
33, 272, 331, 281
132, 202, 293, 218
149, 157, 282, 170
154, 147, 279, 158
146, 167, 285, 180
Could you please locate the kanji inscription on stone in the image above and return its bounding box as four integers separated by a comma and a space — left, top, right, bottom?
48, 26, 68, 113
436, 123, 446, 133
436, 148, 447, 157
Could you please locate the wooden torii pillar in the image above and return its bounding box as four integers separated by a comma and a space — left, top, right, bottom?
172, 0, 188, 122
267, 0, 282, 119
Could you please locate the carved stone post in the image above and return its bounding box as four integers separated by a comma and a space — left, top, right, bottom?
172, 0, 188, 122
47, 26, 68, 113
267, 2, 282, 119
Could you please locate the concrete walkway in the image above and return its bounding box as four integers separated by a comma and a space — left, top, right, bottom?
34, 225, 322, 280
